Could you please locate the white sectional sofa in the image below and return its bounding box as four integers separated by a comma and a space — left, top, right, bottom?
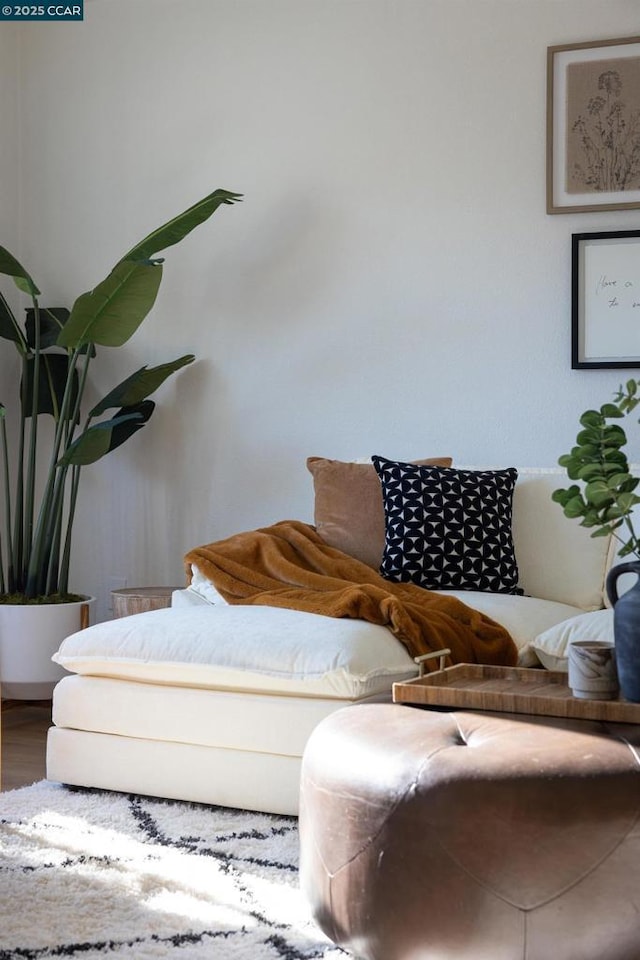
46, 464, 618, 815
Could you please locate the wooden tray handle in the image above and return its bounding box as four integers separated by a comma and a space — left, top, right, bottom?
413, 648, 452, 677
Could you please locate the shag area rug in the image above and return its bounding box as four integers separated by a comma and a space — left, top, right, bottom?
0, 780, 350, 959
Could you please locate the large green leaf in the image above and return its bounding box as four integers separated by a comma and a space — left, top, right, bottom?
0, 290, 24, 351
121, 189, 242, 263
58, 260, 163, 349
22, 354, 79, 420
105, 400, 155, 453
0, 246, 40, 297
25, 307, 70, 350
57, 405, 152, 466
89, 355, 195, 417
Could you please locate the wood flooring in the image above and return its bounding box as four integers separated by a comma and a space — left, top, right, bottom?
1, 700, 51, 792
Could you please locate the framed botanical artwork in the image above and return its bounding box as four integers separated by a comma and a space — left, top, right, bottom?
547, 36, 640, 213
572, 230, 640, 368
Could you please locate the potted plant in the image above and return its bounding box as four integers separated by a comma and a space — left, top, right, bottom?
552, 379, 640, 701
0, 187, 241, 697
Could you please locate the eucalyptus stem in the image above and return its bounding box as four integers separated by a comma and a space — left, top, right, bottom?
554, 381, 640, 561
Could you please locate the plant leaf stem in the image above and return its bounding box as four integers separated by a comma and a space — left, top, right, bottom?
0, 407, 11, 593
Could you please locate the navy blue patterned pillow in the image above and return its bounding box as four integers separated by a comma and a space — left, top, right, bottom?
371, 456, 519, 594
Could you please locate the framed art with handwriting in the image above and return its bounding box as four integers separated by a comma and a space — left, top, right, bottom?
547, 36, 640, 214
572, 230, 640, 368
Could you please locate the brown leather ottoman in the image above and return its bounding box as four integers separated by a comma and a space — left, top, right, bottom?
299, 704, 640, 960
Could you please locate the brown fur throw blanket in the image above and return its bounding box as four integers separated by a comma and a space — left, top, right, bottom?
184, 520, 517, 669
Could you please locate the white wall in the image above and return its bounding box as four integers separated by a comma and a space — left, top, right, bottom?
0, 24, 20, 396
6, 0, 640, 619
0, 22, 21, 595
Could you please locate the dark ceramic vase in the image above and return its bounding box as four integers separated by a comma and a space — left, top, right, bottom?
606, 560, 640, 703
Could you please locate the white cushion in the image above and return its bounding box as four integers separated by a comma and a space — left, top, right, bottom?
52, 605, 418, 699
52, 674, 376, 756
453, 467, 611, 610
170, 587, 211, 608
180, 565, 229, 606
511, 468, 611, 611
526, 608, 614, 672
433, 590, 586, 666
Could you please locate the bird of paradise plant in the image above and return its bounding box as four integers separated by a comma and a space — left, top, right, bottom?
0, 188, 241, 601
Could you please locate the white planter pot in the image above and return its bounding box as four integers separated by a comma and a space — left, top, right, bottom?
0, 597, 95, 700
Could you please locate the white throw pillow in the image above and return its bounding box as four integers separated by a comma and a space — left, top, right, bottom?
526, 608, 614, 672
184, 564, 230, 605
453, 467, 612, 611
52, 605, 417, 699
432, 590, 585, 667
510, 468, 611, 611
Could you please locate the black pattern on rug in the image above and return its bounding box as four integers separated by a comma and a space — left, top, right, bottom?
0, 781, 350, 959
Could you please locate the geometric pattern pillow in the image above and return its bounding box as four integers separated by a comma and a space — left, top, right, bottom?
371, 456, 520, 594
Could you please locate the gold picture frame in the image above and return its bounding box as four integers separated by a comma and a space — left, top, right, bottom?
547, 36, 640, 214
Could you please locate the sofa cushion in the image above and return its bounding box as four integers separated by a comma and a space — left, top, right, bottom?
179, 565, 229, 605
510, 468, 611, 611
432, 590, 586, 667
307, 455, 452, 570
372, 457, 519, 594
527, 609, 614, 672
308, 463, 613, 610
52, 605, 418, 699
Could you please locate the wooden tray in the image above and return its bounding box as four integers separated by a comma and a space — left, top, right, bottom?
392, 664, 640, 723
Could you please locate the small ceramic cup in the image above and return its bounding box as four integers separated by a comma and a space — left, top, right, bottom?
568, 640, 618, 701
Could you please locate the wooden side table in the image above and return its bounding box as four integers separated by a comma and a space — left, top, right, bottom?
111, 586, 180, 619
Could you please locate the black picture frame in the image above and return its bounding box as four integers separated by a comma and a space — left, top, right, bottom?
572, 230, 640, 368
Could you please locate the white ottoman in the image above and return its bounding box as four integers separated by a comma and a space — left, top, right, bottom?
46, 604, 418, 814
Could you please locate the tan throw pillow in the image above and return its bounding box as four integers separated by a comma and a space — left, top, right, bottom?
307, 456, 453, 570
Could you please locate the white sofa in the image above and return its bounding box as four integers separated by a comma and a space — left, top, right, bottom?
46, 465, 618, 815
